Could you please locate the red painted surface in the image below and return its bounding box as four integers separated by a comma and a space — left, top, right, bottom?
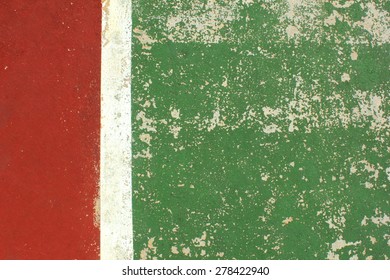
0, 1, 101, 259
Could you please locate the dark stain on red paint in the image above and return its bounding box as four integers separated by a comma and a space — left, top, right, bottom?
0, 1, 100, 259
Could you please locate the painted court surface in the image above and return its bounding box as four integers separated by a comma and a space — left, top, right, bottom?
0, 0, 100, 259
132, 0, 389, 260
0, 1, 389, 260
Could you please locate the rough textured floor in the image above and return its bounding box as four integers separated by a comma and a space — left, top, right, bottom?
132, 0, 389, 260
0, 0, 100, 259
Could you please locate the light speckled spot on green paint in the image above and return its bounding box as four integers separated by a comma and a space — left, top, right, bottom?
132, 0, 390, 260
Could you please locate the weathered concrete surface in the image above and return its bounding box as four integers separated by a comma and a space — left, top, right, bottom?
132, 0, 389, 259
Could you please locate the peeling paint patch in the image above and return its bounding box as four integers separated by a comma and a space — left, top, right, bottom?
132, 0, 390, 260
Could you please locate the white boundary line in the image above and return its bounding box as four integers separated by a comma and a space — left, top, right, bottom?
101, 0, 133, 259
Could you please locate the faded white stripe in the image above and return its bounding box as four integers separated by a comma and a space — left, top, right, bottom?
101, 0, 133, 259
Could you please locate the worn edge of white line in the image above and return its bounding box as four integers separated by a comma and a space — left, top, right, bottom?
101, 0, 133, 260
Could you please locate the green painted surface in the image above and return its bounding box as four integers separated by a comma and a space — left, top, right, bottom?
132, 0, 389, 259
